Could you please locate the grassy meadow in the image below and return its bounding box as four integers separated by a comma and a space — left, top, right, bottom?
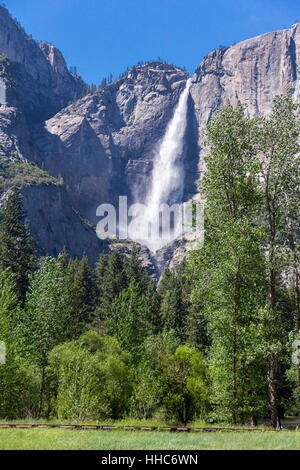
0, 426, 299, 450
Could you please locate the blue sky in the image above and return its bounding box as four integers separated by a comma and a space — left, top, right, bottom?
4, 0, 300, 85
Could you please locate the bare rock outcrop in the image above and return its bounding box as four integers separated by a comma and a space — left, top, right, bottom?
190, 22, 300, 172
33, 62, 189, 222
0, 5, 87, 122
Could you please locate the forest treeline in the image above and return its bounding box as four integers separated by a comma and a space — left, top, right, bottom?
0, 93, 299, 428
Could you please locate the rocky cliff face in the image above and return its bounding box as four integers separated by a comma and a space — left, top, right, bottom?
0, 4, 299, 276
21, 185, 106, 260
32, 62, 189, 222
0, 5, 104, 264
190, 22, 300, 170
0, 6, 87, 122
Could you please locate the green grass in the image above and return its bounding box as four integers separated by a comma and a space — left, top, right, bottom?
0, 160, 61, 191
0, 428, 299, 450
0, 417, 270, 429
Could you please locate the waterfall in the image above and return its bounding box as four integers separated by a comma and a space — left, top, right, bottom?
128, 78, 191, 252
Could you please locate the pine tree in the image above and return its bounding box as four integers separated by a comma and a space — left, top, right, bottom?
121, 245, 161, 333
74, 254, 96, 323
144, 279, 161, 334
123, 245, 148, 289
0, 268, 18, 344
0, 187, 36, 305
159, 268, 186, 340
95, 251, 126, 323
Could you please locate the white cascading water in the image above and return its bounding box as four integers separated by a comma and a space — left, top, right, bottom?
128, 78, 191, 252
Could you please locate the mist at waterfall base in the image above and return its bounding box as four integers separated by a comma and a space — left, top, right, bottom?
128, 78, 192, 253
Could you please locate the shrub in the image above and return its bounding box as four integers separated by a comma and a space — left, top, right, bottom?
0, 344, 40, 419
47, 331, 133, 421
159, 344, 209, 424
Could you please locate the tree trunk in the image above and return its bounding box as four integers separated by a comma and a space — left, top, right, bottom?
268, 354, 281, 430
290, 231, 300, 412
232, 269, 240, 426
267, 238, 281, 429
232, 330, 237, 425
250, 417, 258, 427
38, 365, 45, 418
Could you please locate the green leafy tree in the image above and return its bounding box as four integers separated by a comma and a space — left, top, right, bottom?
190, 221, 269, 424
129, 330, 180, 419
0, 344, 40, 419
130, 364, 164, 419
21, 255, 83, 415
0, 269, 39, 419
258, 93, 300, 427
189, 105, 271, 424
105, 282, 151, 363
158, 344, 209, 424
48, 331, 133, 420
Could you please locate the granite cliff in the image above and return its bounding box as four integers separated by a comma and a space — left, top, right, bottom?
0, 4, 299, 277
190, 21, 300, 166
